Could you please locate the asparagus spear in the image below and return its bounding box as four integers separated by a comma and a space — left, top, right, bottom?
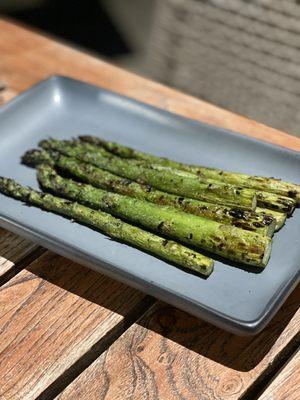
75, 139, 296, 215
55, 149, 283, 231
0, 177, 213, 276
39, 139, 257, 210
22, 149, 276, 236
256, 207, 286, 231
129, 162, 296, 215
37, 164, 272, 267
80, 135, 300, 204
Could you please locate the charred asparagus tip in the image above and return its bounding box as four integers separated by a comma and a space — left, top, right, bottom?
22, 149, 58, 167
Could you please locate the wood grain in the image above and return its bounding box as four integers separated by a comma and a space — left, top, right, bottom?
0, 87, 17, 105
0, 251, 149, 400
258, 349, 300, 400
0, 228, 37, 280
0, 63, 36, 282
57, 288, 300, 400
1, 18, 300, 151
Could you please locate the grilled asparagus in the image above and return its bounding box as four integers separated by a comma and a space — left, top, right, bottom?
0, 176, 213, 276
39, 139, 257, 210
22, 148, 276, 236
36, 164, 272, 267
80, 135, 300, 204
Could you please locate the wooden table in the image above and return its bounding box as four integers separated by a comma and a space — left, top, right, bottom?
0, 19, 299, 400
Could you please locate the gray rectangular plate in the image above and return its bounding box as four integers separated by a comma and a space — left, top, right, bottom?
0, 76, 299, 335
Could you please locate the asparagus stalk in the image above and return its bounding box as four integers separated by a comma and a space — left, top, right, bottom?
37, 165, 272, 267
39, 139, 257, 210
0, 177, 213, 276
80, 135, 300, 204
76, 139, 296, 215
22, 149, 276, 236
255, 192, 295, 215
131, 162, 296, 215
256, 207, 286, 231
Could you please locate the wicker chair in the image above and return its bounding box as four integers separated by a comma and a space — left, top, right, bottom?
146, 0, 300, 136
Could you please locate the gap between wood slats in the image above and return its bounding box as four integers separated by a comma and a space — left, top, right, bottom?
56, 287, 300, 400
244, 339, 300, 400
0, 246, 46, 287
0, 84, 45, 284
257, 347, 300, 400
0, 251, 155, 400
37, 297, 155, 400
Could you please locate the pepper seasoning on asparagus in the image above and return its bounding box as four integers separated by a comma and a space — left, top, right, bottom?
128, 162, 296, 215
22, 149, 276, 236
40, 139, 295, 215
256, 207, 286, 231
0, 177, 213, 276
80, 139, 296, 215
39, 139, 257, 210
36, 164, 272, 267
80, 135, 300, 204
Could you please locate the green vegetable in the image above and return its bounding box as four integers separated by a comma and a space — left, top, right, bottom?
75, 139, 296, 215
256, 207, 286, 231
80, 135, 300, 204
127, 161, 296, 215
37, 165, 272, 267
0, 176, 213, 276
39, 139, 257, 210
22, 149, 276, 236
44, 138, 294, 214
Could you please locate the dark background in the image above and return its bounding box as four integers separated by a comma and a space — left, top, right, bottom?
2, 0, 131, 58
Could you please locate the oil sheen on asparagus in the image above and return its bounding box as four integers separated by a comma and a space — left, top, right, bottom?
36, 164, 272, 267
0, 177, 213, 275
78, 139, 296, 215
41, 139, 295, 215
22, 149, 276, 236
80, 135, 300, 204
131, 162, 296, 215
39, 139, 257, 210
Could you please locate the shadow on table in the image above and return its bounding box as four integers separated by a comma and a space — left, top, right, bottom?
30, 251, 300, 374
136, 287, 300, 373
26, 250, 152, 321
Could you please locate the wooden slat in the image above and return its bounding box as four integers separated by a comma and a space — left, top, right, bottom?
0, 228, 37, 281
0, 86, 17, 105
1, 18, 300, 151
258, 349, 300, 400
0, 251, 149, 400
57, 287, 300, 400
0, 74, 36, 282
